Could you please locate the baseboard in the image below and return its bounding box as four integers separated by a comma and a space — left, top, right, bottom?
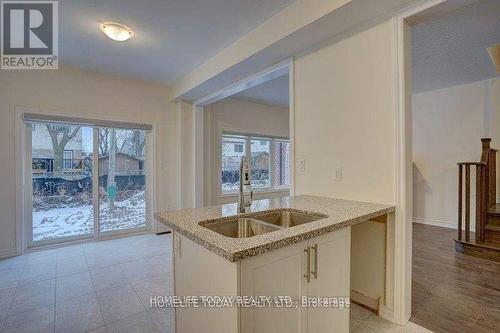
0, 248, 19, 259
351, 290, 379, 314
413, 217, 472, 230
379, 305, 396, 323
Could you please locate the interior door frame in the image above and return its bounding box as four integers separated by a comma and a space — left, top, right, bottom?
16, 107, 156, 252
392, 0, 446, 324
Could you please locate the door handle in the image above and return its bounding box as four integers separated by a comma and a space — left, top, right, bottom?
304, 246, 311, 283
311, 244, 318, 279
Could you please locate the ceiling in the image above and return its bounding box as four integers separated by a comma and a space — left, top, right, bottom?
232, 74, 289, 108
59, 0, 296, 84
412, 0, 500, 93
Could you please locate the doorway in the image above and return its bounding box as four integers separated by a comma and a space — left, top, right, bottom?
28, 121, 149, 247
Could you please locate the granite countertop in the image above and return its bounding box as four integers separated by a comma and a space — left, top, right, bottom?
155, 195, 395, 262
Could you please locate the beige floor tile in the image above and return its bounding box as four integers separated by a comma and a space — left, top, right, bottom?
56, 271, 94, 301
55, 244, 85, 260
0, 287, 15, 318
19, 262, 57, 285
0, 256, 27, 273
0, 269, 23, 291
8, 279, 55, 315
2, 304, 54, 333
106, 311, 160, 333
55, 292, 104, 333
90, 265, 129, 291
148, 307, 174, 333
96, 283, 145, 324
119, 259, 168, 282
56, 255, 89, 277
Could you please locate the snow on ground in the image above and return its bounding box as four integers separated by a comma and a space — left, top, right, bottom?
33, 190, 146, 241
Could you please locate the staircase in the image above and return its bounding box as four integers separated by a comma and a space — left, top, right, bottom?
455, 138, 500, 262
485, 204, 500, 244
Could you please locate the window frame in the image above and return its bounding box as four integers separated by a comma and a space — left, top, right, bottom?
220, 132, 290, 195
62, 150, 73, 169
272, 139, 291, 189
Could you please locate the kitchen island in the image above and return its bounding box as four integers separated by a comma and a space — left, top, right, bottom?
156, 195, 395, 333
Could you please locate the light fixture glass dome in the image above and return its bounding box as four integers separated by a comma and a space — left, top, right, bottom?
100, 22, 134, 42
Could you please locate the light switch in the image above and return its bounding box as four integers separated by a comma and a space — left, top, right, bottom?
299, 159, 306, 172
334, 167, 342, 181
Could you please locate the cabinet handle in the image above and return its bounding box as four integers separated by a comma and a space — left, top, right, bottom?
311, 244, 318, 279
304, 246, 311, 283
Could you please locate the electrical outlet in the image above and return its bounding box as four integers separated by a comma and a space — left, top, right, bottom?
299, 159, 306, 172
334, 167, 342, 181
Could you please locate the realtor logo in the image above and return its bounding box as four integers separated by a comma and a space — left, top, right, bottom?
1, 1, 58, 69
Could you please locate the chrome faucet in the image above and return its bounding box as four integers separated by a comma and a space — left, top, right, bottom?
238, 156, 253, 212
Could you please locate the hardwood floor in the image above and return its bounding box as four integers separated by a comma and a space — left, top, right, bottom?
411, 223, 500, 333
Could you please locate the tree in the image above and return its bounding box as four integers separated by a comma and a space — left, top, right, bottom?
99, 128, 110, 156
107, 128, 117, 209
45, 124, 80, 171
131, 130, 146, 157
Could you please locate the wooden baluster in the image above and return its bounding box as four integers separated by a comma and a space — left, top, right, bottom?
465, 165, 471, 242
481, 138, 491, 209
490, 151, 496, 208
458, 165, 463, 241
482, 164, 487, 242
475, 165, 482, 242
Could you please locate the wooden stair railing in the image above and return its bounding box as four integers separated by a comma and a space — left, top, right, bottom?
457, 161, 485, 242
457, 138, 497, 244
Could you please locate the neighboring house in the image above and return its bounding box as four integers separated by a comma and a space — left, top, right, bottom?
31, 124, 84, 173
98, 153, 144, 176
222, 138, 270, 171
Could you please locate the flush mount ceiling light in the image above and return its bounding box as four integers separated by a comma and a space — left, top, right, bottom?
100, 22, 134, 42
487, 45, 500, 74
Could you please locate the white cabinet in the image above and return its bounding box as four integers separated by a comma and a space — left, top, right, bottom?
173, 227, 351, 333
307, 228, 350, 333
240, 239, 308, 333
240, 227, 351, 333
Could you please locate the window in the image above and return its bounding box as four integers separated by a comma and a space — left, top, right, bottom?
63, 150, 73, 169
221, 136, 246, 192
221, 133, 290, 193
251, 138, 270, 189
273, 140, 290, 187
234, 144, 243, 153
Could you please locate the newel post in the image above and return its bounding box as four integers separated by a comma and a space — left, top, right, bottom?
481, 138, 491, 162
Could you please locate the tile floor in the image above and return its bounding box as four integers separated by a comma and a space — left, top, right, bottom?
0, 233, 431, 333
0, 233, 173, 333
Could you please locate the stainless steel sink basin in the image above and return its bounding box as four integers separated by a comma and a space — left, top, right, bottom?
252, 210, 327, 228
201, 209, 328, 238
202, 218, 281, 238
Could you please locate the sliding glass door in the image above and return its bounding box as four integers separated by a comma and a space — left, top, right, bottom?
31, 123, 95, 243
98, 128, 147, 234
29, 122, 149, 246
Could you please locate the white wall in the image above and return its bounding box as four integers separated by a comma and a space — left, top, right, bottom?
294, 20, 396, 203
204, 98, 289, 205
178, 101, 195, 209
412, 78, 500, 229
293, 19, 397, 312
0, 66, 178, 257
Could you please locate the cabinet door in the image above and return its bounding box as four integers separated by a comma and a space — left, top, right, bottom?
307, 228, 351, 333
240, 240, 308, 333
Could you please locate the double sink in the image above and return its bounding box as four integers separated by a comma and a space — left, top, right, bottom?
200, 209, 328, 238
